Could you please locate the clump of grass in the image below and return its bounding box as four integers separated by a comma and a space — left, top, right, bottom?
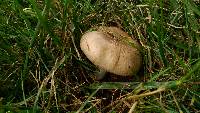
0, 0, 199, 112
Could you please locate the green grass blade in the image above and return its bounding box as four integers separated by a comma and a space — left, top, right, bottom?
76, 85, 102, 113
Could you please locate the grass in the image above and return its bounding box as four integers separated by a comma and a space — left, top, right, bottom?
0, 0, 200, 112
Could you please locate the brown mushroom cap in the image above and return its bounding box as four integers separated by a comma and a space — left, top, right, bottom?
80, 26, 142, 76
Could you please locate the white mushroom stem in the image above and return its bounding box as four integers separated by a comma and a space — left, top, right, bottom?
95, 69, 106, 80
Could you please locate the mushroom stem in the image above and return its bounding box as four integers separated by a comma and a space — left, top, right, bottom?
95, 69, 106, 80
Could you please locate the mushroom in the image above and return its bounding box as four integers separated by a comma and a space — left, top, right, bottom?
80, 26, 142, 79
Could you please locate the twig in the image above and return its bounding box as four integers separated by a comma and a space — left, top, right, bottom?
167, 23, 185, 29
128, 101, 138, 113
127, 88, 165, 100
33, 56, 66, 112
103, 87, 166, 111
171, 90, 183, 113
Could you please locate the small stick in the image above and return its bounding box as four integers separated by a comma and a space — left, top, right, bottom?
128, 101, 138, 113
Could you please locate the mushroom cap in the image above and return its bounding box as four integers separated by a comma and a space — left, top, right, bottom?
80, 26, 142, 76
